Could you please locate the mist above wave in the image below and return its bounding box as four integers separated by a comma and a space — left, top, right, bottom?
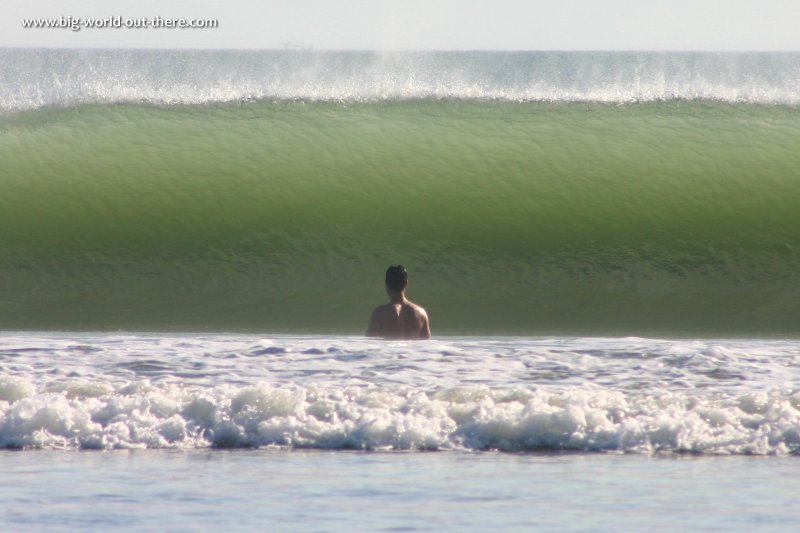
2, 49, 799, 110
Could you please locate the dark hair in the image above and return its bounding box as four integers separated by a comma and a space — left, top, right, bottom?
385, 265, 408, 291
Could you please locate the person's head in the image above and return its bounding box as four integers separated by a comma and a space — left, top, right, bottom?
385, 265, 408, 293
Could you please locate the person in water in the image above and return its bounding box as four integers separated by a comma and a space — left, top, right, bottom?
366, 265, 431, 340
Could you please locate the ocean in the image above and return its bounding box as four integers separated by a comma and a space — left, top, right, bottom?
1, 49, 799, 531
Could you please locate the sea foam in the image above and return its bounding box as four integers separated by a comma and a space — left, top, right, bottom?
1, 335, 798, 454
2, 379, 799, 454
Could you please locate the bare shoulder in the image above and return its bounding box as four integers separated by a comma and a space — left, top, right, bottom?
405, 300, 431, 339
405, 300, 428, 317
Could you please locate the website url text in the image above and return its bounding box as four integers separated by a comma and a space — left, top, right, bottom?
21, 16, 219, 31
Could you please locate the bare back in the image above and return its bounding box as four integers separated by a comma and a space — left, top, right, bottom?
366, 300, 431, 340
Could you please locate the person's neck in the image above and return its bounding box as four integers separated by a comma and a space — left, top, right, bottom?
388, 290, 406, 304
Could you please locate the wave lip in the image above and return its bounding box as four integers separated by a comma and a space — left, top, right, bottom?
2, 49, 800, 110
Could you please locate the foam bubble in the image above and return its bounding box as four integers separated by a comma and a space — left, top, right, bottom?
0, 377, 35, 402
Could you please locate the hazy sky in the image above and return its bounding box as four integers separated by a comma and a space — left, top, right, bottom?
4, 0, 799, 51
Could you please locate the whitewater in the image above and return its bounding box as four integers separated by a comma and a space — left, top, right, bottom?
2, 49, 800, 531
2, 332, 800, 530
1, 333, 799, 453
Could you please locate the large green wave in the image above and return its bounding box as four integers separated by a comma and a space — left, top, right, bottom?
1, 100, 799, 335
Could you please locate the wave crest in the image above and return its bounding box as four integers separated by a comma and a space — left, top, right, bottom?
2, 49, 800, 111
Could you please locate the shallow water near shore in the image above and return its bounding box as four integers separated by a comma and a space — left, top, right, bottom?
2, 331, 798, 529
2, 449, 798, 532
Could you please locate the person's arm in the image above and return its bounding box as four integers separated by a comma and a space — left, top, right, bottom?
419, 312, 431, 339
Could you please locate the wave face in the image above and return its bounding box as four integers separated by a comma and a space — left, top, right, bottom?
2, 50, 800, 335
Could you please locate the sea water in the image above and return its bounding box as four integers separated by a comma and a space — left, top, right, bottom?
2, 50, 800, 335
1, 333, 800, 531
2, 450, 800, 532
1, 49, 799, 530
